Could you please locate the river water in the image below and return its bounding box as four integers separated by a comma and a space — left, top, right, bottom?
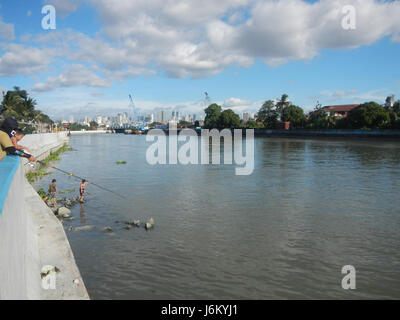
33, 134, 400, 299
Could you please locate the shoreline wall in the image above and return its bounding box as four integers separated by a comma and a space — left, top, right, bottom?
253, 129, 400, 138
0, 132, 89, 300
70, 130, 107, 135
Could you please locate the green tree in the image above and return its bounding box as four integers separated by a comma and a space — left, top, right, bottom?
204, 103, 222, 129
257, 100, 278, 129
306, 103, 337, 129
244, 119, 263, 129
281, 105, 306, 128
89, 121, 98, 130
390, 101, 400, 129
393, 101, 400, 114
218, 109, 240, 129
1, 86, 52, 125
347, 102, 390, 129
276, 94, 290, 120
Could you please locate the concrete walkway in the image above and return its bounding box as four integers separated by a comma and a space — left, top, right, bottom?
24, 181, 90, 299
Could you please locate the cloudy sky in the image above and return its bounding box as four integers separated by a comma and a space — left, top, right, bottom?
0, 0, 400, 120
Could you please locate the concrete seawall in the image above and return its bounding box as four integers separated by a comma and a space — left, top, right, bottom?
0, 132, 89, 300
70, 130, 107, 135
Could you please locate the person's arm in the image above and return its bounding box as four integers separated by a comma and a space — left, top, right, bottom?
11, 137, 19, 148
11, 137, 31, 152
5, 146, 35, 162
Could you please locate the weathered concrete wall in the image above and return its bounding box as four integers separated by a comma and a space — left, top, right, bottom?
0, 133, 89, 300
21, 132, 69, 165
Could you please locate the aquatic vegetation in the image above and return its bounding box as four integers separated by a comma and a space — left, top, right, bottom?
37, 188, 47, 199
26, 168, 51, 183
59, 189, 74, 194
116, 161, 127, 165
26, 143, 73, 183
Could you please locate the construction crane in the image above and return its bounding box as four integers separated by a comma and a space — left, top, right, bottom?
129, 94, 137, 121
204, 92, 211, 106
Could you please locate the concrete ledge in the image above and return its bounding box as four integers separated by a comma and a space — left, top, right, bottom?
25, 180, 89, 299
0, 133, 89, 300
0, 156, 19, 215
70, 130, 107, 135
20, 132, 69, 172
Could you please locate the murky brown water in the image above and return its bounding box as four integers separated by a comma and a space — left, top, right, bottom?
34, 134, 400, 299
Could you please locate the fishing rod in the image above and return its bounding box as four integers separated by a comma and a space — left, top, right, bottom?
37, 160, 127, 199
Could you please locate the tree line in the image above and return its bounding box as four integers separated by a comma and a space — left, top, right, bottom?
1, 87, 53, 133
203, 94, 400, 130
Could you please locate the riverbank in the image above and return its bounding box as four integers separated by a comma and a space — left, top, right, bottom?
0, 132, 89, 300
253, 128, 400, 138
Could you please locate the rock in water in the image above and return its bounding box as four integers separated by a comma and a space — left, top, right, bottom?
145, 218, 155, 230
74, 225, 94, 232
103, 227, 113, 233
133, 220, 140, 227
58, 207, 72, 218
125, 220, 140, 227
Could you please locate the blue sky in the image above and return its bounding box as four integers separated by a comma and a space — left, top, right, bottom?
0, 0, 400, 120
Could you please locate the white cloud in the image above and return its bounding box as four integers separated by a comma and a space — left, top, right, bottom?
44, 0, 80, 17
32, 65, 112, 92
4, 0, 400, 87
80, 0, 400, 77
0, 44, 55, 76
0, 17, 15, 41
0, 86, 8, 95
313, 88, 390, 107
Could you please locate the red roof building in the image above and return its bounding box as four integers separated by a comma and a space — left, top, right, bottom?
322, 104, 360, 118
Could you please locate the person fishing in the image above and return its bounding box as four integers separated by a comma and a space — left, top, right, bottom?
43, 179, 58, 207
79, 179, 90, 203
39, 161, 125, 199
11, 129, 31, 153
0, 118, 35, 162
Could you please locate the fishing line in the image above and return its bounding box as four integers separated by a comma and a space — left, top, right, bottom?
37, 160, 127, 199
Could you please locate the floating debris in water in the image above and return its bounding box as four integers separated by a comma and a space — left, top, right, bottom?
116, 161, 127, 165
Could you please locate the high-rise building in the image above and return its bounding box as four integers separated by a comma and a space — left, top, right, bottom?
157, 110, 167, 123
96, 115, 102, 124
69, 115, 74, 123
243, 113, 250, 122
